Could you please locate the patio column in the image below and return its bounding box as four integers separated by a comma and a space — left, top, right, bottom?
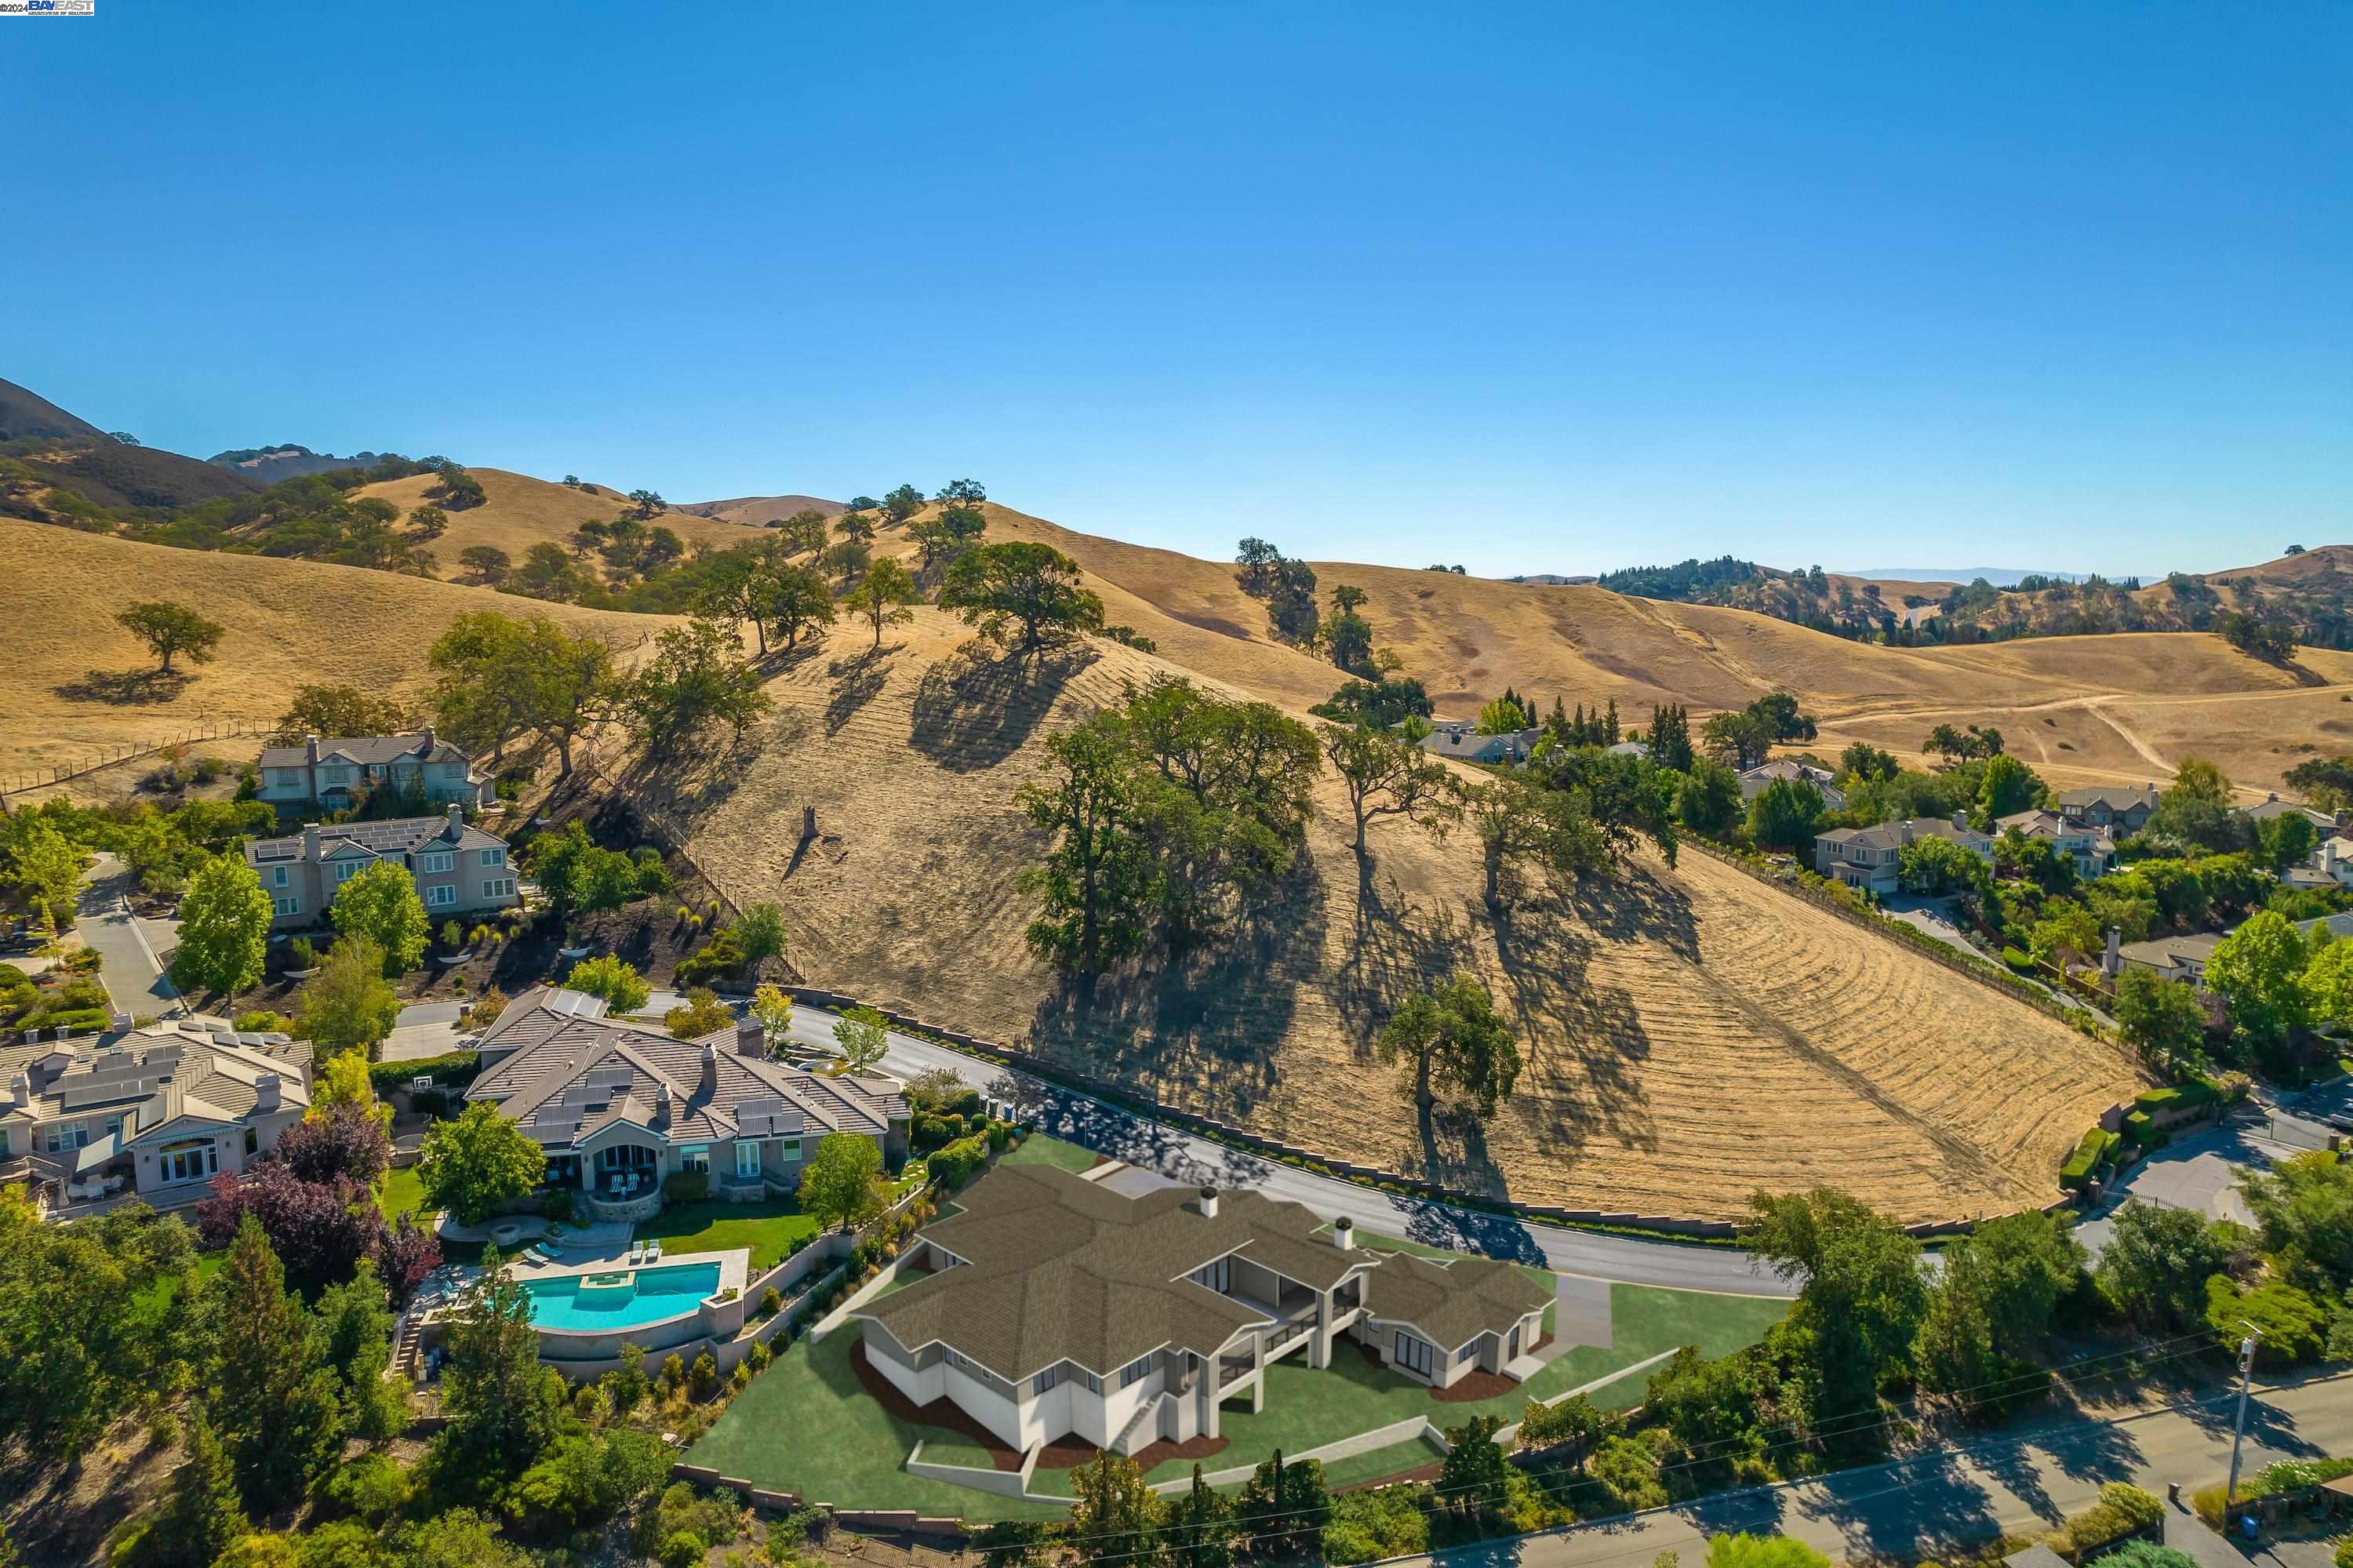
1308, 1287, 1331, 1370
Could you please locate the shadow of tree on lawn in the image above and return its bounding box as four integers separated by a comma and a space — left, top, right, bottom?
54, 667, 192, 705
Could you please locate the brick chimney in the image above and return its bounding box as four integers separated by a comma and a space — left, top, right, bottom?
419, 724, 435, 751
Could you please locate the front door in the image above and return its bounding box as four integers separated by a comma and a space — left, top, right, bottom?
1508, 1326, 1519, 1359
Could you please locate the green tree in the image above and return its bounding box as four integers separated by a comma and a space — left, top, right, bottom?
939, 541, 1104, 652
2239, 1150, 2353, 1291
1436, 1414, 1511, 1518
2206, 909, 2309, 1051
1067, 1451, 1160, 1568
2095, 1201, 2229, 1331
1163, 1464, 1232, 1568
564, 954, 651, 1013
1675, 757, 1743, 836
1912, 1238, 1995, 1396
1647, 701, 1695, 773
799, 1132, 884, 1231
329, 860, 430, 973
627, 618, 773, 755
2260, 809, 2318, 873
1974, 753, 2043, 825
1232, 1450, 1329, 1559
211, 1216, 344, 1510
1703, 709, 1775, 770
435, 1248, 566, 1490
2114, 967, 2210, 1069
1319, 722, 1453, 854
115, 599, 226, 673
295, 938, 403, 1055
1309, 675, 1433, 729
1476, 695, 1531, 734
428, 610, 534, 765
664, 987, 732, 1040
271, 684, 409, 745
735, 901, 787, 963
457, 544, 511, 583
418, 1104, 547, 1225
1897, 835, 1989, 895
750, 984, 794, 1052
3, 816, 84, 923
2028, 899, 2102, 970
832, 1006, 889, 1073
1704, 1534, 1831, 1568
315, 1262, 409, 1442
1375, 973, 1521, 1115
1965, 1210, 2087, 1351
1745, 777, 1824, 852
158, 1413, 249, 1568
1449, 773, 1611, 907
844, 555, 920, 648
761, 562, 838, 649
1743, 1189, 1927, 1456
1322, 610, 1375, 675
1017, 714, 1158, 973
171, 856, 275, 1000
513, 617, 620, 776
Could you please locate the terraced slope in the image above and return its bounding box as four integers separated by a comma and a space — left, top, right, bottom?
640, 610, 2141, 1224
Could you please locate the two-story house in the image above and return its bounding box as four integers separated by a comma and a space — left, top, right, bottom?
2242, 792, 2342, 843
2055, 784, 2161, 838
243, 805, 519, 933
255, 729, 493, 815
1739, 759, 1846, 811
0, 1022, 311, 1216
1812, 815, 1994, 897
1421, 723, 1542, 766
1993, 809, 2117, 879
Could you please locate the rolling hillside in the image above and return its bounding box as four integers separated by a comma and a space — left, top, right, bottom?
638, 609, 2142, 1224
353, 467, 760, 580
0, 376, 107, 443
0, 518, 671, 780
675, 493, 844, 526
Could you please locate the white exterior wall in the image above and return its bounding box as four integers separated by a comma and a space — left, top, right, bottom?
945, 1362, 1026, 1450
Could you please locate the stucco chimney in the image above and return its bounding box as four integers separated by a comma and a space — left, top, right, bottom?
304, 734, 320, 764
702, 1037, 719, 1075
302, 824, 321, 860
1197, 1187, 1219, 1220
736, 1017, 765, 1057
2103, 927, 2122, 977
1332, 1215, 1355, 1250
7, 1072, 27, 1111
1953, 812, 1969, 833
445, 803, 464, 839
656, 1081, 673, 1119
420, 725, 435, 751
254, 1073, 281, 1113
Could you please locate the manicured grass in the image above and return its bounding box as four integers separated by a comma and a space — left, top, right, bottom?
1000, 1132, 1098, 1173
130, 1251, 226, 1327
636, 1198, 821, 1272
912, 1435, 1000, 1471
689, 1326, 1064, 1521
376, 1166, 426, 1224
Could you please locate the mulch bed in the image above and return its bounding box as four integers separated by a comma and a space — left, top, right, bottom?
1335, 1461, 1442, 1493
850, 1338, 1025, 1472
1035, 1432, 1226, 1473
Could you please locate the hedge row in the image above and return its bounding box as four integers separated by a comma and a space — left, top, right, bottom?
2133, 1079, 2218, 1117
369, 1050, 482, 1097
2041, 1482, 2162, 1561
2059, 1128, 2116, 1191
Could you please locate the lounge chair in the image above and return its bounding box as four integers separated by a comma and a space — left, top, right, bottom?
528, 1240, 562, 1264
628, 1242, 646, 1265
642, 1241, 662, 1265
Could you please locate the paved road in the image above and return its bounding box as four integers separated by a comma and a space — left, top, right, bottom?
1398, 1372, 2353, 1568
769, 1001, 1797, 1298
74, 853, 185, 1019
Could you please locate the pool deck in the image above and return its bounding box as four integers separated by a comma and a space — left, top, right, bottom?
518, 1245, 752, 1301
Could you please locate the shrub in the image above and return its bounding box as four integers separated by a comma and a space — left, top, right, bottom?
984, 1119, 1010, 1154
635, 859, 673, 897
660, 1355, 686, 1394
929, 1133, 990, 1190
233, 1010, 295, 1034
759, 1286, 781, 1318
2060, 1129, 2115, 1190
675, 931, 747, 989
287, 937, 317, 970
367, 1049, 482, 1097
543, 1188, 574, 1226
439, 919, 463, 948
663, 1170, 710, 1203
689, 1352, 719, 1400
2051, 1483, 2165, 1558
320, 1452, 412, 1527
660, 1531, 707, 1568
746, 1341, 772, 1373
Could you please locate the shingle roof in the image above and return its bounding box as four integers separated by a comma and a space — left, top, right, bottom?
1994, 809, 2114, 849
243, 813, 507, 868
2117, 933, 2220, 973
1360, 1250, 1552, 1352
472, 986, 610, 1059
860, 1165, 1376, 1382
467, 1008, 903, 1150
256, 733, 473, 770
0, 1024, 308, 1136
1817, 817, 1985, 853
2057, 786, 2160, 812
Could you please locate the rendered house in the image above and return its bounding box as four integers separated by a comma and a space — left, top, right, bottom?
465, 1002, 907, 1221
1993, 809, 2117, 879
856, 1165, 1551, 1457
1738, 759, 1846, 811
2109, 932, 2220, 988
243, 805, 518, 933
1812, 815, 1994, 896
2284, 837, 2353, 892
2055, 784, 2161, 837
0, 1022, 311, 1217
256, 729, 493, 814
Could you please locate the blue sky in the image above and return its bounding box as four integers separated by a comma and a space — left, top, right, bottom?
8, 2, 2348, 579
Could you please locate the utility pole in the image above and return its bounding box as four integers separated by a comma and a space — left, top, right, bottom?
2223, 1322, 2263, 1530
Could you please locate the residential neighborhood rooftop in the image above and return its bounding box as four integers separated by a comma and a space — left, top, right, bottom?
256, 730, 477, 772
244, 805, 506, 867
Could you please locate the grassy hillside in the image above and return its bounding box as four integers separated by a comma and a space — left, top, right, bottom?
0, 376, 107, 442
674, 493, 843, 526
354, 467, 757, 580
642, 610, 2140, 1225
0, 518, 670, 779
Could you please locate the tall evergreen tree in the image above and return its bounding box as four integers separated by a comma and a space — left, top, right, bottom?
158, 1414, 247, 1568
211, 1216, 344, 1511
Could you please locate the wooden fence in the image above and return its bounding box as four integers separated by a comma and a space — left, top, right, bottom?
3, 715, 267, 799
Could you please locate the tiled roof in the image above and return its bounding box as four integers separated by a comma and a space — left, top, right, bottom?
861, 1164, 1375, 1383
472, 986, 611, 1058
1994, 809, 2113, 849
0, 1024, 307, 1134
1817, 817, 1985, 853
467, 1006, 903, 1150
256, 733, 473, 770
1361, 1250, 1552, 1352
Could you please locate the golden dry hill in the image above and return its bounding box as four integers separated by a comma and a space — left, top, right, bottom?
630, 609, 2143, 1225
355, 468, 757, 582
0, 518, 671, 780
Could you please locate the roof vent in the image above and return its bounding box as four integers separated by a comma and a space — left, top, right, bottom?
1198, 1187, 1219, 1220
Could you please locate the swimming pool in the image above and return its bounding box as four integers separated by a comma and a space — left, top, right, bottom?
522, 1262, 723, 1330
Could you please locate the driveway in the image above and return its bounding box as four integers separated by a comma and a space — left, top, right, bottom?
74, 853, 184, 1019
766, 1001, 1798, 1297
1395, 1371, 2353, 1568
2075, 1110, 2318, 1260
1881, 893, 1976, 951
381, 999, 468, 1062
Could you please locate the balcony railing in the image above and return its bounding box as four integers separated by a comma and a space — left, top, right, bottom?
1217, 1351, 1255, 1389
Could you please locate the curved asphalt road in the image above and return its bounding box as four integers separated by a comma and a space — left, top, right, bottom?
772, 1002, 1796, 1298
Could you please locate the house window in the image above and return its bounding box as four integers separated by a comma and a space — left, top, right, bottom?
1118, 1355, 1152, 1389
271, 864, 289, 888
320, 766, 355, 785
481, 847, 507, 868
1191, 1256, 1231, 1294
424, 884, 457, 908
1456, 1340, 1479, 1366
0, 1129, 9, 1159
416, 851, 453, 874
1031, 1365, 1059, 1397
736, 1141, 762, 1179
482, 878, 516, 900
244, 1128, 259, 1155
158, 1138, 216, 1184
1392, 1332, 1433, 1377
335, 860, 363, 883
274, 897, 300, 918
773, 1139, 802, 1162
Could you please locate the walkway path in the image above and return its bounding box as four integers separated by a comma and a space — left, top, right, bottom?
74, 853, 184, 1019
771, 1002, 1798, 1298
1394, 1371, 2353, 1568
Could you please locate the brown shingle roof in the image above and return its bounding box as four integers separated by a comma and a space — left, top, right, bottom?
1361, 1250, 1551, 1352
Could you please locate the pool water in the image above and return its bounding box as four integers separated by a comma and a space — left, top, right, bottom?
522, 1262, 722, 1330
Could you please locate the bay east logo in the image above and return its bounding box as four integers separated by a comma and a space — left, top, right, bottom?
1, 0, 99, 13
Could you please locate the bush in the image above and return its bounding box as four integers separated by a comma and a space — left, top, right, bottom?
1977, 1355, 2052, 1422
660, 1531, 707, 1568
2060, 1128, 2115, 1190
2049, 1483, 2164, 1559
688, 1352, 719, 1400
759, 1286, 782, 1318
287, 937, 317, 970
675, 930, 747, 989
984, 1118, 1010, 1154
320, 1452, 412, 1527
746, 1341, 772, 1373
663, 1169, 710, 1203
233, 1010, 295, 1034
2122, 1111, 2155, 1147
929, 1133, 990, 1190
368, 1050, 481, 1097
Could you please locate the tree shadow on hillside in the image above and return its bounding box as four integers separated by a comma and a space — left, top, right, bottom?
755, 638, 827, 677
824, 646, 900, 736
1489, 903, 1657, 1162
619, 722, 773, 827
1567, 862, 1700, 965
54, 667, 193, 706
908, 642, 1098, 773
1026, 858, 1324, 1126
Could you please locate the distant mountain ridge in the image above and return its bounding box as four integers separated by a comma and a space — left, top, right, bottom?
674, 493, 845, 526
209, 444, 397, 483
0, 375, 107, 443
1, 375, 260, 515
1854, 567, 2090, 588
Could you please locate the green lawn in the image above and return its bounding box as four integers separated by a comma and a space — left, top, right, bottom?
689, 1326, 1065, 1521
130, 1251, 226, 1327
1313, 1435, 1445, 1491
377, 1166, 425, 1224
1001, 1133, 1098, 1173
637, 1198, 821, 1271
